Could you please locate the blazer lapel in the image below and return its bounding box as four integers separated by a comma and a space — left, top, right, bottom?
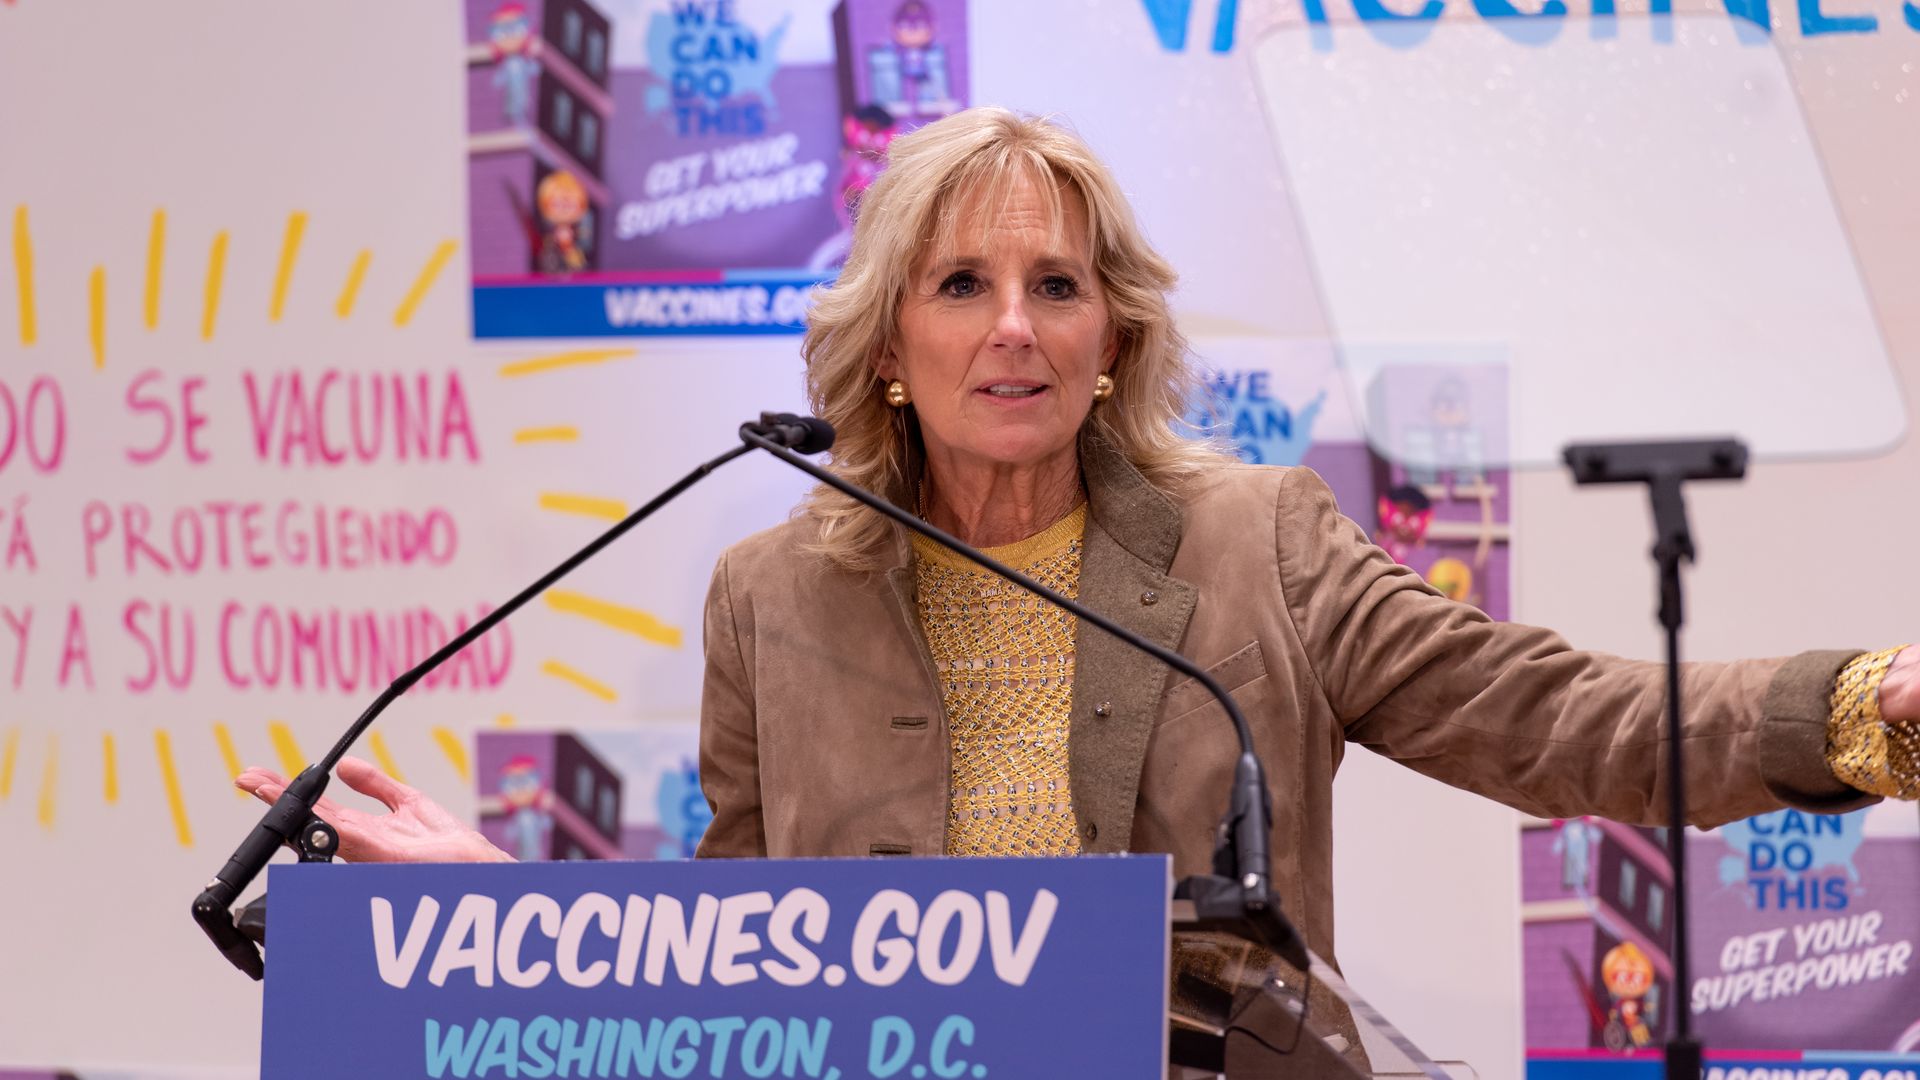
1069, 434, 1197, 853
879, 527, 953, 856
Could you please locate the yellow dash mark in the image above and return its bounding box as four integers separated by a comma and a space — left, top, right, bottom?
201, 230, 229, 341
513, 425, 580, 445
35, 734, 57, 830
367, 731, 406, 785
498, 348, 635, 379
546, 589, 684, 649
541, 659, 619, 703
88, 266, 106, 369
269, 211, 308, 322
431, 726, 471, 783
11, 205, 36, 346
0, 726, 17, 798
211, 721, 245, 795
494, 713, 516, 728
539, 492, 629, 522
267, 720, 307, 778
393, 239, 458, 327
154, 729, 193, 848
335, 249, 371, 319
144, 209, 166, 330
102, 733, 119, 805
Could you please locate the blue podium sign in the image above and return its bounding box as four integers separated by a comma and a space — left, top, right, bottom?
261, 855, 1170, 1080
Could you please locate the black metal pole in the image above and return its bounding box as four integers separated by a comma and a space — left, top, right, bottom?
1564, 438, 1746, 1080
1659, 543, 1701, 1079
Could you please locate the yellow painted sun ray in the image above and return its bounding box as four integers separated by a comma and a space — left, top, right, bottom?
103, 733, 119, 805
154, 729, 194, 848
540, 659, 619, 703
494, 713, 516, 728
498, 348, 635, 379
336, 249, 371, 319
35, 734, 57, 830
144, 209, 166, 330
0, 725, 17, 799
393, 239, 459, 327
539, 492, 628, 522
367, 731, 406, 785
514, 425, 580, 445
11, 205, 36, 346
201, 230, 229, 341
545, 589, 684, 649
269, 211, 308, 322
211, 721, 245, 796
88, 266, 106, 369
431, 726, 471, 783
267, 720, 307, 777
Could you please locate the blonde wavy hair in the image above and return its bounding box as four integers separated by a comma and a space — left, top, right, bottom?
801, 107, 1224, 571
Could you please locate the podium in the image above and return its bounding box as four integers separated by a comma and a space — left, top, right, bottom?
256, 855, 1467, 1079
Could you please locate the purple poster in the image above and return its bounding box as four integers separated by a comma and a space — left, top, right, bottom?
1521, 807, 1920, 1078
460, 0, 970, 337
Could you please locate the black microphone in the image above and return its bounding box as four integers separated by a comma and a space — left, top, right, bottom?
736, 423, 1309, 972
746, 411, 835, 455
193, 415, 836, 978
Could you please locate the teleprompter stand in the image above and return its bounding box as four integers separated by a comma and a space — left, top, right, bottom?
1562, 437, 1749, 1080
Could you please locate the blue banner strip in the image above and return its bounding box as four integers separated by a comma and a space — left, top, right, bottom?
474, 278, 830, 338
1529, 1054, 1920, 1079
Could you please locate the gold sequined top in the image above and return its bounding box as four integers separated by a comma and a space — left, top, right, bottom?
1827, 645, 1917, 801
913, 505, 1087, 857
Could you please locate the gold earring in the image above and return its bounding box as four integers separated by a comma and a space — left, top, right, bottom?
885, 379, 911, 407
1092, 373, 1115, 402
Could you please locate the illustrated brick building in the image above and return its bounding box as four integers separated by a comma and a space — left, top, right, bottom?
1521, 817, 1677, 1048
465, 0, 615, 276
476, 731, 623, 861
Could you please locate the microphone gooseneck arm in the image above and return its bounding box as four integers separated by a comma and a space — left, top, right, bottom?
737, 425, 1298, 968
191, 422, 812, 978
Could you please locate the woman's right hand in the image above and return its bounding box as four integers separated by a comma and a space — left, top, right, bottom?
234, 756, 513, 864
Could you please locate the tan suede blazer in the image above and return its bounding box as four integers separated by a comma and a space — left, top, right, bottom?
695, 433, 1871, 980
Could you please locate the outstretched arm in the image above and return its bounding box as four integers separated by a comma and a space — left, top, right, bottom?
1273, 467, 1900, 826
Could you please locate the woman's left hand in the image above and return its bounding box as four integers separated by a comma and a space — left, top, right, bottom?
235, 756, 510, 864
1881, 645, 1918, 724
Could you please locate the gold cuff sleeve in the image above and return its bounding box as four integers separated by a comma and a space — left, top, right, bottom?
1826, 645, 1918, 800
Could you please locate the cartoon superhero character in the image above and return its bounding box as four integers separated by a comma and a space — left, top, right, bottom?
497, 754, 553, 863
1599, 941, 1657, 1050
840, 105, 899, 224
489, 3, 541, 128
1375, 484, 1433, 564
807, 105, 900, 270
535, 170, 589, 275
891, 2, 937, 114
1427, 377, 1484, 485
1549, 817, 1602, 898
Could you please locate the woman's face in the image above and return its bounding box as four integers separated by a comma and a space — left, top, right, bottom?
882, 171, 1115, 479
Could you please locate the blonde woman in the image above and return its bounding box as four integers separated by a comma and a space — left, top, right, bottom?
238, 106, 1918, 1051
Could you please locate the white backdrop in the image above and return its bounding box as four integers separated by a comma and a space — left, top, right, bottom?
1, 2, 1916, 1077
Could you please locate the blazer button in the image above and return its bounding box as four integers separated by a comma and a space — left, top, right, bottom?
1083, 821, 1098, 843
1140, 590, 1159, 606
1093, 701, 1113, 718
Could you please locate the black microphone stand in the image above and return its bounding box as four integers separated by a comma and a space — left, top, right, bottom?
191, 425, 797, 977
1562, 437, 1748, 1080
737, 426, 1311, 974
